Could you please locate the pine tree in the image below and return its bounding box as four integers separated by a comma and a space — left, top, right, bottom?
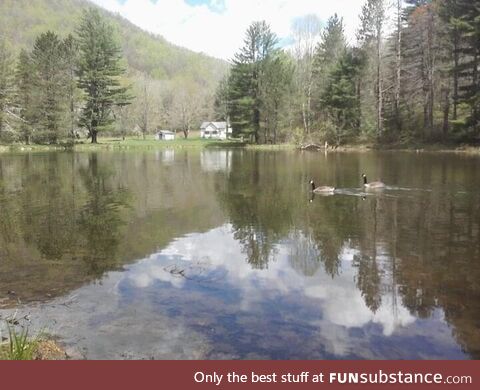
15, 49, 35, 144
261, 51, 294, 144
440, 0, 480, 134
62, 34, 80, 139
76, 8, 132, 144
228, 21, 278, 143
0, 39, 14, 139
214, 74, 230, 122
322, 49, 363, 144
30, 31, 67, 143
312, 14, 347, 124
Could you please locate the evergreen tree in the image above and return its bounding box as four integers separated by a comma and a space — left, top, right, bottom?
30, 31, 67, 143
62, 34, 80, 139
214, 74, 230, 122
76, 8, 131, 144
0, 39, 14, 139
440, 0, 480, 134
228, 21, 278, 143
261, 51, 294, 144
15, 49, 35, 144
312, 14, 347, 88
312, 14, 347, 125
322, 49, 363, 144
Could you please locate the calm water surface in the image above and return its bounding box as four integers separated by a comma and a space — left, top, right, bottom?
0, 150, 479, 359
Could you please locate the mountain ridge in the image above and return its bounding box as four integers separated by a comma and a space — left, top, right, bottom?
0, 0, 227, 85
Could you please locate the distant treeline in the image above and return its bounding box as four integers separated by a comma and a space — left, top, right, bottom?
215, 0, 480, 145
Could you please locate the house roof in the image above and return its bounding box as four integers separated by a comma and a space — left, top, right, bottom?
201, 122, 229, 130
157, 130, 175, 135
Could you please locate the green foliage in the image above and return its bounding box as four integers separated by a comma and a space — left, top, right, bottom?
13, 31, 82, 144
0, 39, 15, 138
5, 323, 38, 360
260, 51, 295, 143
15, 49, 35, 143
439, 0, 480, 134
0, 0, 226, 87
311, 14, 348, 124
322, 49, 363, 144
312, 14, 347, 83
228, 21, 279, 143
76, 8, 132, 143
214, 74, 230, 122
30, 31, 67, 142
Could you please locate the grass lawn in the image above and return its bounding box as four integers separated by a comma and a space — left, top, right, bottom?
94, 134, 232, 148
0, 134, 248, 153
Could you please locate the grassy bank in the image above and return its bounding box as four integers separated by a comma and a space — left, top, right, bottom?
369, 142, 480, 155
0, 325, 66, 361
1, 136, 479, 155
0, 339, 66, 360
0, 135, 246, 153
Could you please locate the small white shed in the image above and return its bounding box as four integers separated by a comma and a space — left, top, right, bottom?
155, 130, 176, 141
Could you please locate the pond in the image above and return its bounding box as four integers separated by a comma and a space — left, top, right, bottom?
0, 149, 479, 359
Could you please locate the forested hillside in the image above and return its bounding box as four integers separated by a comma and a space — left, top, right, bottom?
0, 0, 227, 143
0, 0, 226, 82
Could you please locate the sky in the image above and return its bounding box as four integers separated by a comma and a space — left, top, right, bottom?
89, 0, 370, 60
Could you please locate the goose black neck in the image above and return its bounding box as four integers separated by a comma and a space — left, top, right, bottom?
311, 182, 316, 191
363, 176, 368, 185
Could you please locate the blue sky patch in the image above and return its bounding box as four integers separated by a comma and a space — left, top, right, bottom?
184, 0, 226, 13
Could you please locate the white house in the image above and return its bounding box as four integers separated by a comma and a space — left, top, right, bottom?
200, 122, 233, 140
155, 130, 175, 141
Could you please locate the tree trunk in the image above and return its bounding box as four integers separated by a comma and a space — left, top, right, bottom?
306, 85, 312, 135
376, 20, 383, 138
394, 0, 402, 133
377, 44, 383, 137
273, 102, 279, 145
473, 51, 479, 133
442, 88, 450, 139
91, 130, 98, 144
453, 29, 459, 120
428, 8, 435, 134
254, 107, 260, 144
302, 102, 308, 136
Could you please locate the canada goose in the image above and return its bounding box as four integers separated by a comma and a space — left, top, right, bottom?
310, 180, 336, 194
362, 174, 386, 190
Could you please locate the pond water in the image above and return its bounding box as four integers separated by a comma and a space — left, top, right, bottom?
0, 150, 479, 359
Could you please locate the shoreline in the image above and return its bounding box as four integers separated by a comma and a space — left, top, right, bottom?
1, 139, 479, 155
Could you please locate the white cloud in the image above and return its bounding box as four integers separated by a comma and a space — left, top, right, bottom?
126, 225, 416, 342
89, 0, 372, 59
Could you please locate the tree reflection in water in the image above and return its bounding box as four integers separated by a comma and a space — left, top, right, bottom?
0, 150, 479, 358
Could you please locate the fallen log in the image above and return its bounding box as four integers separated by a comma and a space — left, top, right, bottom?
299, 143, 323, 151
